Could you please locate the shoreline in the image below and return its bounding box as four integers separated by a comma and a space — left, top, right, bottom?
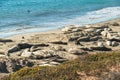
7, 18, 120, 40
0, 16, 120, 78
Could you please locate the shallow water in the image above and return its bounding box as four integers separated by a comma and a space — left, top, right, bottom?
0, 0, 120, 37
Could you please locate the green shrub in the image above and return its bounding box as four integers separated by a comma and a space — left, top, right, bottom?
2, 52, 120, 80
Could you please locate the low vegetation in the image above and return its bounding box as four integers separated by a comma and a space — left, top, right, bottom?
2, 52, 120, 80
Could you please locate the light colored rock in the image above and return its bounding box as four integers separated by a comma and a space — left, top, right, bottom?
61, 27, 70, 32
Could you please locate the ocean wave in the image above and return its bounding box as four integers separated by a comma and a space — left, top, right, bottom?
0, 6, 120, 38
68, 6, 120, 25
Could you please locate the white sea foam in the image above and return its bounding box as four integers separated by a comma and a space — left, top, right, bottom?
68, 7, 120, 25
0, 7, 120, 38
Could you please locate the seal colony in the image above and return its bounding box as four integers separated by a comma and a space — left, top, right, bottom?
0, 18, 120, 77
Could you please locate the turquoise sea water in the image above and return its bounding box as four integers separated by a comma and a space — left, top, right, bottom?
0, 0, 120, 37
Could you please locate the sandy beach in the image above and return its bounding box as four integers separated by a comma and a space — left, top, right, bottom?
0, 18, 120, 78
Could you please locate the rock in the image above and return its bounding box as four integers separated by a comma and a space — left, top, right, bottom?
68, 48, 87, 55
77, 36, 90, 42
21, 49, 33, 58
112, 41, 119, 47
90, 46, 112, 51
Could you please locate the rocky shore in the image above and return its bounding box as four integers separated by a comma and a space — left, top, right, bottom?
0, 18, 120, 78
